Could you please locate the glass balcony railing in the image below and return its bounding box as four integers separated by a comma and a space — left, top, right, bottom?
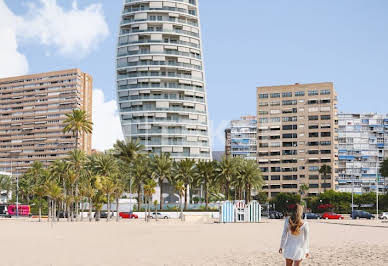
123, 7, 197, 17
122, 117, 207, 125
120, 106, 206, 114
118, 49, 201, 59
125, 0, 197, 6
119, 95, 205, 103
132, 129, 208, 136
138, 140, 208, 147
118, 39, 200, 49
121, 17, 198, 27
117, 84, 204, 92
120, 28, 199, 38
117, 72, 203, 81
117, 61, 202, 71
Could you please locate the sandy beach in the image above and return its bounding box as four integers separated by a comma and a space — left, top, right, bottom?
1, 218, 387, 266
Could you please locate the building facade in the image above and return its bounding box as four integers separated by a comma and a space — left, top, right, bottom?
225, 115, 257, 160
257, 82, 338, 197
337, 113, 388, 193
116, 0, 211, 160
0, 69, 92, 176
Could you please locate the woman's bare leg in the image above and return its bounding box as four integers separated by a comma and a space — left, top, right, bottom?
286, 259, 293, 266
294, 260, 302, 266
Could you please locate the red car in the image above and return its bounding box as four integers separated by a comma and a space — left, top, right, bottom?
321, 212, 344, 220
119, 212, 138, 219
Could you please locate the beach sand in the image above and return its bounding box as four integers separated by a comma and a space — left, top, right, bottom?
1, 218, 387, 266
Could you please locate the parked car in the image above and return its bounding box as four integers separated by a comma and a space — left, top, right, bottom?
379, 212, 388, 219
303, 213, 321, 219
119, 212, 138, 219
321, 212, 344, 220
351, 210, 375, 219
148, 212, 168, 219
269, 211, 284, 219
95, 211, 114, 219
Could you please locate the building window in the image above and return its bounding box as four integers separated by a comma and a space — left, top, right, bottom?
308, 90, 318, 96
282, 100, 297, 105
282, 92, 292, 97
309, 184, 319, 188
270, 175, 280, 180
295, 91, 305, 96
309, 166, 319, 171
270, 93, 280, 98
259, 93, 268, 99
321, 115, 331, 120
320, 89, 331, 95
308, 116, 319, 121
259, 102, 268, 107
270, 101, 280, 106
282, 116, 297, 122
283, 125, 297, 130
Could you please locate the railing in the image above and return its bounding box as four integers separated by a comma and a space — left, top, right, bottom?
117, 72, 203, 81
120, 106, 206, 114
119, 95, 205, 103
117, 61, 202, 71
118, 39, 200, 49
123, 7, 197, 17
121, 17, 198, 27
117, 49, 201, 59
120, 28, 199, 38
117, 84, 204, 92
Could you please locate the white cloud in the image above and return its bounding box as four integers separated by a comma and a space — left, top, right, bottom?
19, 0, 109, 57
92, 89, 124, 152
0, 1, 28, 78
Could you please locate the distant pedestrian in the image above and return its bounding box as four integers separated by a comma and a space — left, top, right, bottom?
279, 204, 309, 266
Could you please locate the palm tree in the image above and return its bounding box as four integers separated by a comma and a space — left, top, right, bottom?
113, 175, 125, 222
0, 174, 12, 203
143, 179, 157, 222
299, 184, 309, 198
173, 159, 196, 210
67, 149, 87, 221
65, 170, 78, 221
63, 109, 93, 150
101, 177, 115, 222
175, 180, 185, 221
151, 153, 172, 210
132, 156, 151, 211
49, 160, 69, 218
217, 156, 239, 200
113, 140, 145, 163
239, 159, 263, 203
319, 164, 332, 192
46, 180, 62, 222
83, 180, 96, 222
196, 161, 217, 210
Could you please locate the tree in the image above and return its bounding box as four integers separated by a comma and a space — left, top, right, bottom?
217, 156, 239, 200
132, 156, 151, 211
113, 140, 145, 164
151, 153, 172, 210
299, 184, 309, 199
175, 180, 185, 221
113, 174, 125, 222
238, 159, 263, 203
380, 159, 388, 186
67, 149, 87, 221
173, 159, 196, 210
45, 180, 62, 222
270, 193, 301, 214
254, 192, 268, 204
0, 174, 12, 203
143, 179, 157, 222
101, 177, 115, 222
196, 160, 217, 210
82, 180, 96, 222
319, 164, 332, 192
63, 109, 93, 150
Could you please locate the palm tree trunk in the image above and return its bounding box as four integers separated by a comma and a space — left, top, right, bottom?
245, 184, 249, 203
225, 181, 230, 201
137, 185, 142, 212
53, 200, 56, 223
159, 179, 163, 210
47, 199, 51, 223
205, 185, 209, 211
80, 198, 84, 221
144, 199, 147, 222
75, 183, 79, 222
116, 196, 119, 222
184, 184, 188, 210
66, 200, 71, 222
38, 200, 42, 222
180, 193, 184, 221
88, 197, 92, 222
107, 194, 110, 222
70, 186, 74, 222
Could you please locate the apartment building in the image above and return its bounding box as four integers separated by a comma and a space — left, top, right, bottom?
116, 0, 211, 160
257, 82, 338, 197
338, 113, 388, 193
0, 69, 92, 176
225, 116, 257, 160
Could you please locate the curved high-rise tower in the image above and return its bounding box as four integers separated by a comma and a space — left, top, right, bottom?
116, 0, 211, 160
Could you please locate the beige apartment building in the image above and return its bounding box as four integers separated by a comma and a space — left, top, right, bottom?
0, 69, 92, 176
257, 82, 338, 197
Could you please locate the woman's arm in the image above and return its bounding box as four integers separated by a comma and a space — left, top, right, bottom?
304, 222, 310, 256
279, 218, 288, 251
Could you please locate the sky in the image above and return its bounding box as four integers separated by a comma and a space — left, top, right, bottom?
1, 0, 388, 151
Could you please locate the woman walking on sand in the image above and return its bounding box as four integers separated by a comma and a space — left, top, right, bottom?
279, 204, 309, 266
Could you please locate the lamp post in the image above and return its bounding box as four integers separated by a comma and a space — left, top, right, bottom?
376, 159, 379, 221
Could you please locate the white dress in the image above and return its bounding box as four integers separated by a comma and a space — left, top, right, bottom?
280, 217, 309, 261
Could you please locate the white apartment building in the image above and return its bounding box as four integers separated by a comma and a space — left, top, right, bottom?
226, 116, 257, 160
338, 113, 388, 193
116, 0, 211, 161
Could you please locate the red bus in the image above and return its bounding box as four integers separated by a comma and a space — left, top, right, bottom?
7, 205, 31, 216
